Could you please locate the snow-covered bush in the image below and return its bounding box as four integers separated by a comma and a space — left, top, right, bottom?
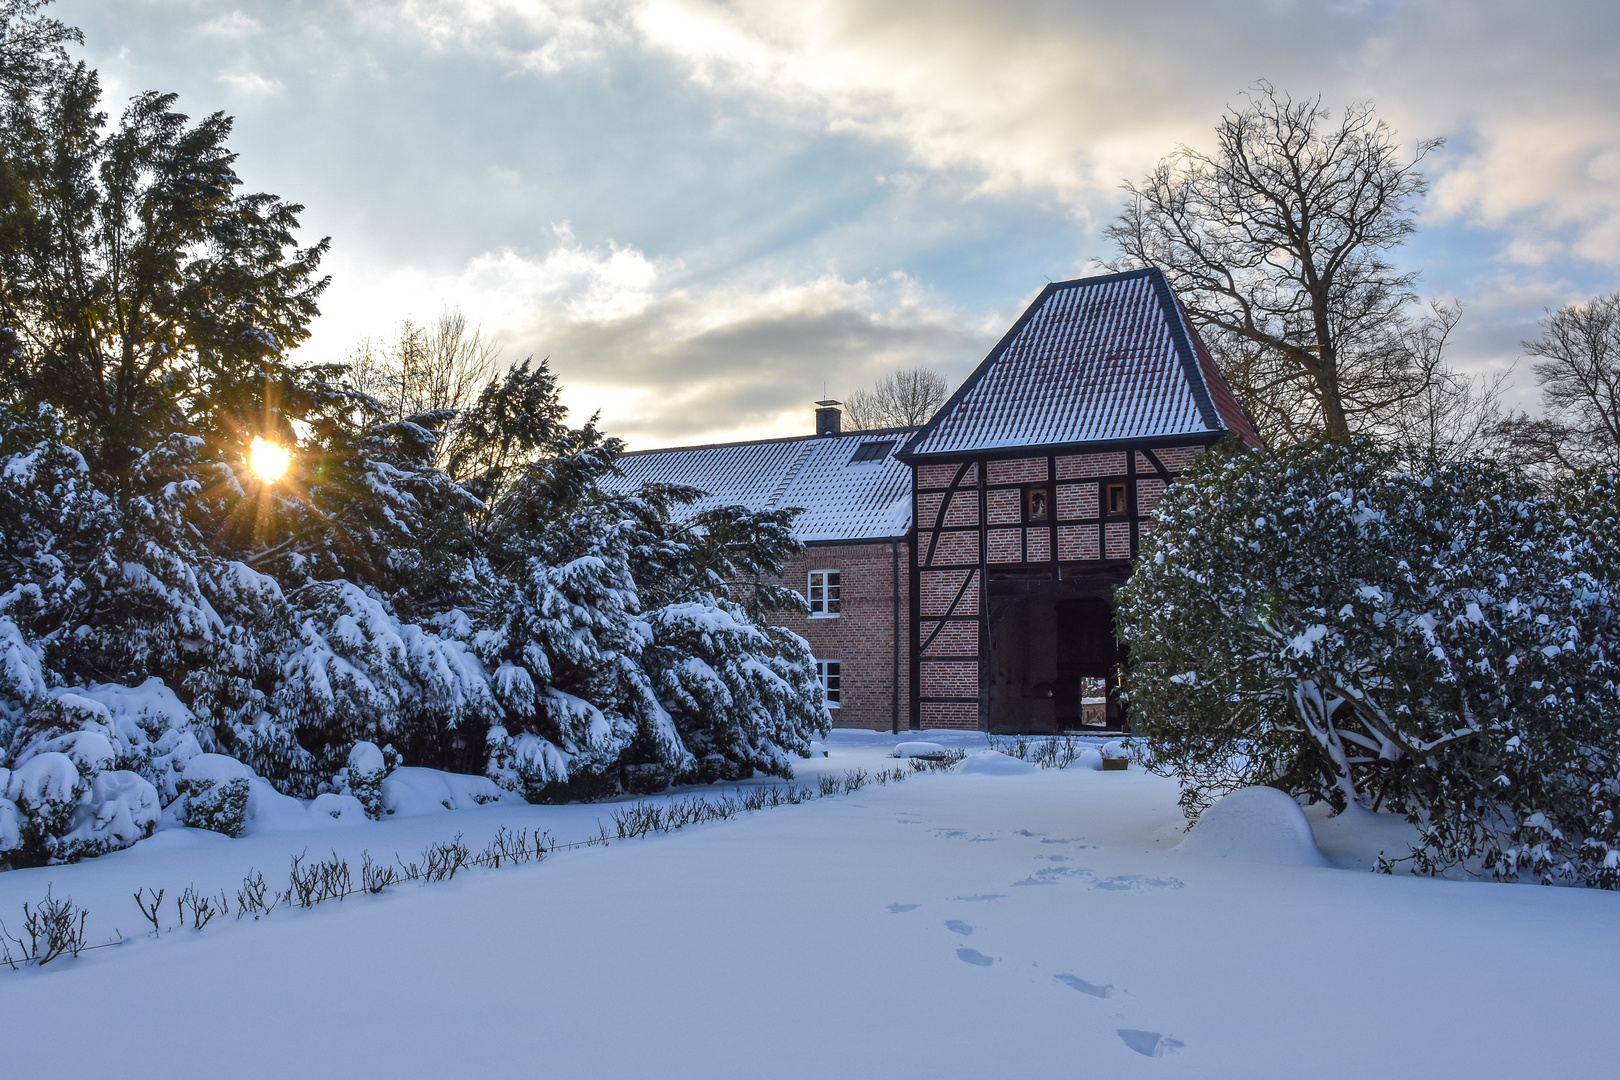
1120, 440, 1620, 886
336, 740, 402, 819
2, 747, 161, 866
0, 689, 169, 865
175, 755, 257, 837
644, 600, 829, 783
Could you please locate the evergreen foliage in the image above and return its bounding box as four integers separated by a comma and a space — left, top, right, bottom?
1120, 440, 1620, 886
0, 3, 829, 864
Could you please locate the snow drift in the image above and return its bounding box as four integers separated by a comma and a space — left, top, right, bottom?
1175, 786, 1330, 867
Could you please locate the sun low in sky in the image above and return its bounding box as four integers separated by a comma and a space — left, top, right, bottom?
248, 437, 292, 483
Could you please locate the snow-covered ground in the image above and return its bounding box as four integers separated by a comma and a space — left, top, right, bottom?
1, 729, 1616, 1078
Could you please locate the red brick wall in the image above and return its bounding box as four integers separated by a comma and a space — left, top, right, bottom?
771, 540, 911, 731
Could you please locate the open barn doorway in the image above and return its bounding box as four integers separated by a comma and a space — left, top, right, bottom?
986, 578, 1126, 734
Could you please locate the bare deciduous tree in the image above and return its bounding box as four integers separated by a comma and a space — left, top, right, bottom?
1498, 291, 1620, 476
345, 307, 502, 425
843, 367, 950, 430
1374, 304, 1512, 468
1107, 82, 1443, 444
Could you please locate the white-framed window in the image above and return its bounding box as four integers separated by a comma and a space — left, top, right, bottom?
807, 569, 841, 617
817, 660, 841, 707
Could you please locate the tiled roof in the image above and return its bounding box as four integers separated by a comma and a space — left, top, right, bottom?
899, 267, 1261, 459
607, 428, 917, 543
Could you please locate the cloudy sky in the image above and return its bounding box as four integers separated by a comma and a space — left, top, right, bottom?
64, 0, 1620, 448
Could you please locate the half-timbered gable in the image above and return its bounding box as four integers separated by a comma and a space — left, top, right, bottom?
896, 267, 1259, 733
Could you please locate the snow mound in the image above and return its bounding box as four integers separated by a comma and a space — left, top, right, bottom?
383, 766, 520, 817
1176, 786, 1330, 867
1311, 802, 1421, 869
892, 741, 948, 759
954, 750, 1035, 776
1075, 747, 1105, 770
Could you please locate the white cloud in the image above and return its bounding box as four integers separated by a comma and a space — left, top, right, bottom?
1432, 112, 1620, 265
355, 1, 1620, 259
200, 11, 263, 39
217, 70, 283, 96
302, 228, 998, 446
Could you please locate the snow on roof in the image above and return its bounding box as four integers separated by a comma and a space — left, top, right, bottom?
900, 267, 1261, 460
608, 428, 917, 543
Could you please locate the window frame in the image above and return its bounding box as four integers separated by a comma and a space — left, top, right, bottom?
850, 440, 896, 463
816, 659, 842, 707
1026, 487, 1049, 522
1106, 483, 1128, 516
807, 569, 842, 617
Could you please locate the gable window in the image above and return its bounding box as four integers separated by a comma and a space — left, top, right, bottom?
849, 440, 895, 463
1027, 488, 1049, 521
808, 570, 841, 616
817, 660, 842, 706
1107, 484, 1128, 515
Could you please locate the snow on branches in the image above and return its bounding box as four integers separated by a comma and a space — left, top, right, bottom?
1121, 440, 1620, 887
0, 366, 830, 865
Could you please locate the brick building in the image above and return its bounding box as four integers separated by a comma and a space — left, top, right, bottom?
613, 267, 1259, 734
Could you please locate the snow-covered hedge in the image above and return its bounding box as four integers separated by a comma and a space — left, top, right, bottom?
1120, 440, 1620, 887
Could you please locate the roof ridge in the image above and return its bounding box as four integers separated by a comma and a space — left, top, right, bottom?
620, 424, 919, 457
1147, 269, 1223, 433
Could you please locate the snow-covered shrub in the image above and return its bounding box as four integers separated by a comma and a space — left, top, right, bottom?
1120, 440, 1620, 886
336, 740, 402, 819
476, 515, 682, 799
644, 600, 830, 783
2, 749, 160, 866
0, 690, 164, 864
267, 581, 498, 795
485, 724, 571, 801
175, 754, 256, 837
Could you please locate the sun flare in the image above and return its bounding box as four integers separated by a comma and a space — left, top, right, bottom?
248, 437, 292, 482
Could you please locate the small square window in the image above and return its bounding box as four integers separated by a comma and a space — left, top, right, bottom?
817, 660, 841, 706
1027, 488, 1049, 521
808, 570, 841, 616
1107, 484, 1128, 515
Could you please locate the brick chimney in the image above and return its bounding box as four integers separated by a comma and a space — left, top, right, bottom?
815, 399, 842, 437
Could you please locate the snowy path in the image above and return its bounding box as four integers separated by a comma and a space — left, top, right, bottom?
1, 731, 1616, 1078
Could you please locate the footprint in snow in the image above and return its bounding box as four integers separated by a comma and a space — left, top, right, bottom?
1040, 838, 1083, 845
1093, 874, 1183, 891
887, 904, 920, 913
1014, 866, 1184, 890
952, 894, 1007, 903
944, 920, 973, 936
933, 829, 968, 839
1054, 974, 1112, 998
956, 948, 995, 967
1014, 866, 1091, 886
1013, 829, 1043, 837
1117, 1030, 1184, 1057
